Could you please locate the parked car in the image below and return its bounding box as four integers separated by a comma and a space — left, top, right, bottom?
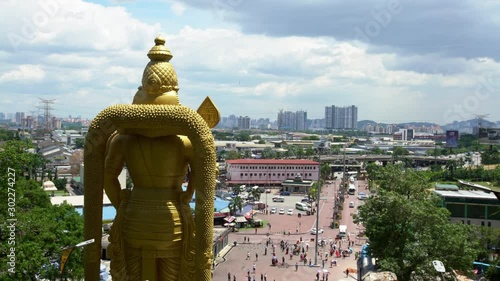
280, 191, 291, 196
278, 208, 285, 215
349, 201, 355, 208
271, 207, 277, 214
310, 228, 324, 234
272, 196, 285, 202
358, 192, 368, 200
287, 209, 294, 215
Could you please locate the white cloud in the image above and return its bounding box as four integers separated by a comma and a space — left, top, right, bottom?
171, 2, 186, 16
0, 64, 45, 82
0, 1, 500, 124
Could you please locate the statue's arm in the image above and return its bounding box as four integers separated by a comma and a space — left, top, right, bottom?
104, 134, 126, 209
181, 136, 195, 204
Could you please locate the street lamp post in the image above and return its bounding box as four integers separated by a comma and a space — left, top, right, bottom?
314, 142, 324, 266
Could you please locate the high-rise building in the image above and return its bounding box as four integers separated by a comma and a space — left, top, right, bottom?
52, 117, 62, 129
277, 110, 308, 131
324, 105, 358, 129
15, 112, 25, 125
237, 116, 250, 129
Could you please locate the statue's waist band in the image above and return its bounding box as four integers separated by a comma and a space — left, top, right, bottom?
129, 187, 182, 201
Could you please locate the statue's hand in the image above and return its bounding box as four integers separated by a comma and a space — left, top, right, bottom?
118, 189, 131, 206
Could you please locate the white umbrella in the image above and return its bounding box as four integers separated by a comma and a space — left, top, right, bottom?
223, 223, 229, 227
323, 269, 329, 273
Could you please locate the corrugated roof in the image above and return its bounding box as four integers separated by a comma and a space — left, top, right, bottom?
226, 159, 318, 165
434, 189, 497, 200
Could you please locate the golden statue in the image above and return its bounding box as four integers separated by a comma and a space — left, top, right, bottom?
83, 35, 219, 281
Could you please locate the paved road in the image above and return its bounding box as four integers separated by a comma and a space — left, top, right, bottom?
213, 180, 369, 281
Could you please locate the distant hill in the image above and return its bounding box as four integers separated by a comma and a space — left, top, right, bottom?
357, 120, 438, 129
358, 118, 499, 133
442, 119, 497, 129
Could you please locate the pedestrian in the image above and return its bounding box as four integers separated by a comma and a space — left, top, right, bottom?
256, 253, 258, 261
247, 269, 250, 276
234, 274, 237, 281
228, 272, 231, 281
244, 236, 246, 243
295, 262, 298, 271
260, 273, 263, 281
325, 273, 329, 281
264, 247, 267, 255
282, 256, 285, 264
296, 227, 298, 233
252, 263, 256, 273
247, 252, 250, 260
255, 227, 258, 234
316, 271, 319, 281
345, 268, 349, 277
264, 273, 267, 281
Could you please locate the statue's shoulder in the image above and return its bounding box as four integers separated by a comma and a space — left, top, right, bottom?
106, 132, 130, 154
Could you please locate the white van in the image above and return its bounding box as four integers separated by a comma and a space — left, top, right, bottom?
295, 202, 309, 211
348, 184, 356, 195
339, 225, 347, 237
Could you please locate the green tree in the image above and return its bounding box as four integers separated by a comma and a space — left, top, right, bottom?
304, 147, 315, 159
308, 182, 319, 202
235, 132, 251, 141
53, 178, 68, 191
296, 147, 305, 159
250, 188, 261, 202
261, 147, 275, 159
225, 150, 241, 160
243, 150, 252, 159
0, 128, 17, 140
0, 179, 84, 281
228, 196, 243, 216
481, 149, 500, 165
301, 135, 320, 140
74, 138, 85, 149
320, 163, 330, 181
357, 164, 479, 280
0, 140, 46, 180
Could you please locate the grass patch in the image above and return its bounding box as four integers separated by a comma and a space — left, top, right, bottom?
45, 190, 68, 196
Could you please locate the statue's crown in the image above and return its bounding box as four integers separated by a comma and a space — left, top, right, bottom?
147, 35, 173, 62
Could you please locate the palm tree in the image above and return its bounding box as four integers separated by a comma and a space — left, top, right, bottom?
228, 195, 243, 216
320, 162, 330, 181
243, 149, 252, 159
305, 147, 315, 159
251, 188, 261, 202
296, 147, 305, 159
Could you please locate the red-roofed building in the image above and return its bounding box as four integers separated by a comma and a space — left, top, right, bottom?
225, 159, 319, 186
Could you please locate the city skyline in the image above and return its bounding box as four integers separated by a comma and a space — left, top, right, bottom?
1, 1, 500, 124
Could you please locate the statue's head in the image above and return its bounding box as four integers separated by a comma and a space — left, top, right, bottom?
133, 35, 180, 105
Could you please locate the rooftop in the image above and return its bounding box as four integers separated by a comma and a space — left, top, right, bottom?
226, 159, 318, 165
434, 189, 498, 200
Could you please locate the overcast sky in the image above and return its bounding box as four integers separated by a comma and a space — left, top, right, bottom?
1, 0, 499, 125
